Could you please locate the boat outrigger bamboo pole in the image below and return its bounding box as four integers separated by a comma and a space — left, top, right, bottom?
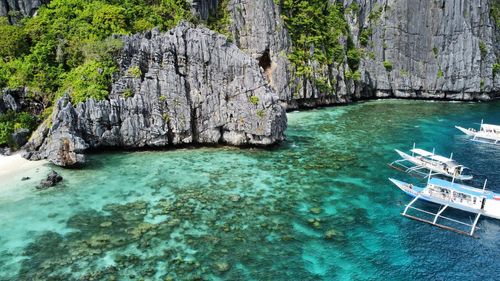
482, 179, 488, 191
470, 214, 481, 236
404, 195, 421, 215
433, 205, 448, 224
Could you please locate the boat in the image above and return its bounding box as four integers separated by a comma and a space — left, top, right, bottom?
388, 145, 473, 180
455, 120, 500, 144
389, 177, 500, 236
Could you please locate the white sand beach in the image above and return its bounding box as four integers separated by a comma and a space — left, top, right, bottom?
0, 152, 49, 191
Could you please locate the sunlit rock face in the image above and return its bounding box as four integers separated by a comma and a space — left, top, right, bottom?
24, 23, 287, 167
194, 0, 500, 106
356, 0, 500, 101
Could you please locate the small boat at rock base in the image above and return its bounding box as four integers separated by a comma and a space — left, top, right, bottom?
390, 177, 500, 237
455, 120, 500, 144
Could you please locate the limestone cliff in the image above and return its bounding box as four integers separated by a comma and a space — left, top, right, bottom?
24, 23, 286, 166
227, 0, 295, 105
17, 0, 500, 166
0, 0, 48, 19
206, 0, 500, 104
188, 0, 218, 21
355, 0, 500, 100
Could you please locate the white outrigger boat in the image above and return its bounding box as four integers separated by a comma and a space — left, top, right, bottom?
388, 145, 473, 180
390, 177, 500, 237
455, 120, 500, 144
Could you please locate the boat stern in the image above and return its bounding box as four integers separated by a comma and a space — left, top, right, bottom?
484, 195, 500, 220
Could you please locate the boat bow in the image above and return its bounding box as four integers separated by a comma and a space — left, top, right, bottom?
455, 126, 475, 136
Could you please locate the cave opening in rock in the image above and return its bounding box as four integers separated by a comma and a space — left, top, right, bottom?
258, 50, 271, 71
258, 49, 272, 82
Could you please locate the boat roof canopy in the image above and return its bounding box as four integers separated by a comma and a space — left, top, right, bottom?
481, 124, 500, 131
429, 155, 453, 164
428, 178, 486, 197
410, 148, 433, 157
410, 148, 462, 168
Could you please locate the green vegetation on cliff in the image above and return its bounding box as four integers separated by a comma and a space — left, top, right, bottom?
0, 111, 37, 146
491, 0, 500, 29
279, 1, 355, 93
207, 0, 232, 39
0, 0, 191, 104
0, 0, 192, 147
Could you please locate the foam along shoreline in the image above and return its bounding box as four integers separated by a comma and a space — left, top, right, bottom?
0, 152, 50, 198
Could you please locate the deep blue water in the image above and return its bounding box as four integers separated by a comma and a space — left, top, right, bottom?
0, 99, 499, 280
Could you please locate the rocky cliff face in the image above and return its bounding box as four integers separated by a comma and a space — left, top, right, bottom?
24, 23, 286, 166
355, 0, 500, 100
227, 0, 295, 105
17, 0, 500, 166
0, 0, 48, 18
188, 0, 218, 21
223, 0, 354, 108
204, 0, 500, 104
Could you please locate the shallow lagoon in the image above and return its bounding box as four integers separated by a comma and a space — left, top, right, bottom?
0, 100, 499, 280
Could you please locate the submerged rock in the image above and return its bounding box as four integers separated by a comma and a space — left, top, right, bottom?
24, 22, 286, 167
100, 221, 113, 228
229, 194, 241, 202
214, 261, 230, 272
324, 229, 337, 240
309, 207, 322, 215
37, 170, 63, 189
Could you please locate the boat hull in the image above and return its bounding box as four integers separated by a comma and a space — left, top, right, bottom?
455, 126, 500, 144
389, 178, 500, 220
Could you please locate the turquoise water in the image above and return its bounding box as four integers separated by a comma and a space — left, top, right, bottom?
0, 100, 499, 280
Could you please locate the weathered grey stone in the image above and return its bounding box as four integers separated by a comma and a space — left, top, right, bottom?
223, 0, 358, 108
25, 95, 88, 166
37, 169, 63, 190
2, 93, 18, 112
188, 0, 218, 21
228, 0, 294, 103
10, 128, 30, 147
24, 23, 287, 167
0, 0, 49, 18
218, 0, 500, 105
355, 0, 500, 100
1, 88, 44, 115
0, 147, 11, 156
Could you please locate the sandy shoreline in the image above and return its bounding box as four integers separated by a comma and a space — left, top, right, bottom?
0, 152, 49, 186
